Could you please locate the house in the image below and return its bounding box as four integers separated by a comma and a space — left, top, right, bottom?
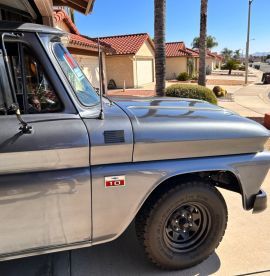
99, 33, 155, 89
53, 9, 107, 90
165, 42, 199, 80
206, 51, 223, 70
188, 49, 223, 72
211, 52, 223, 69
0, 1, 106, 90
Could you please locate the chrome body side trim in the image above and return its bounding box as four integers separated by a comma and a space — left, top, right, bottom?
0, 147, 89, 174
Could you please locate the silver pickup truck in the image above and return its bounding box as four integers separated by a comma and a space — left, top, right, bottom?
0, 22, 269, 270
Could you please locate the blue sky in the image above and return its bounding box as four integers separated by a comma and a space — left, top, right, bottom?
75, 0, 270, 54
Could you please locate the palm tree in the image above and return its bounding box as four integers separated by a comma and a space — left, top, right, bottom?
221, 48, 233, 62
192, 35, 218, 50
233, 49, 241, 60
198, 0, 208, 86
154, 0, 166, 96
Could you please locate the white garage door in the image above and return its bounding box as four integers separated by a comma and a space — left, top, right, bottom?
74, 55, 100, 89
136, 59, 154, 86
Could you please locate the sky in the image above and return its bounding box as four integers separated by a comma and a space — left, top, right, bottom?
75, 0, 270, 54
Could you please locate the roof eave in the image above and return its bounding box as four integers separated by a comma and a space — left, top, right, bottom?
53, 0, 95, 15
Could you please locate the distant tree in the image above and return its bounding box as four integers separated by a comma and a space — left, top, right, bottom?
233, 49, 241, 60
198, 0, 208, 87
266, 54, 270, 60
221, 48, 233, 62
192, 35, 218, 50
154, 0, 166, 96
224, 59, 239, 75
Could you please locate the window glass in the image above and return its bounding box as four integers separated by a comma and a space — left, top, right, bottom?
4, 42, 62, 114
53, 43, 100, 107
23, 46, 62, 114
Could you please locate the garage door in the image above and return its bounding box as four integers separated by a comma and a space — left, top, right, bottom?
74, 55, 100, 89
136, 59, 154, 86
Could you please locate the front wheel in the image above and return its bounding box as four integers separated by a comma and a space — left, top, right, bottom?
135, 180, 228, 270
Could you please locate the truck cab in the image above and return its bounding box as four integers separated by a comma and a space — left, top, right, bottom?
0, 22, 268, 270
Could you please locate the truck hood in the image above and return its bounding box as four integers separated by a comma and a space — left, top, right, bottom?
113, 97, 270, 162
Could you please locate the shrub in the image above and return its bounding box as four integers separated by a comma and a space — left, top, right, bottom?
191, 74, 198, 81
221, 64, 227, 70
213, 86, 227, 98
177, 72, 190, 81
166, 84, 217, 105
238, 64, 245, 71
223, 59, 239, 75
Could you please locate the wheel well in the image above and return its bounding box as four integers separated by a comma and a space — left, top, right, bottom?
139, 171, 242, 212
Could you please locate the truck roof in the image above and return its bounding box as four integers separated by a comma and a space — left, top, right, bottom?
0, 21, 64, 35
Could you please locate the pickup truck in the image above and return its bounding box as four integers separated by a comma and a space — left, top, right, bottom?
0, 22, 268, 270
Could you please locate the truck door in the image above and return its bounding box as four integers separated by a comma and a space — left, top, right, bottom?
0, 33, 91, 256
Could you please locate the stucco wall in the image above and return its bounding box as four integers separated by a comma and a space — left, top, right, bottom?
206, 58, 215, 70
105, 55, 134, 88
136, 40, 155, 57
166, 57, 187, 80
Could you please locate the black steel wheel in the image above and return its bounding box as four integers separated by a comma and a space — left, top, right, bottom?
164, 203, 211, 253
135, 180, 228, 270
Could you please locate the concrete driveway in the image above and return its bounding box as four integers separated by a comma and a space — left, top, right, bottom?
0, 175, 269, 276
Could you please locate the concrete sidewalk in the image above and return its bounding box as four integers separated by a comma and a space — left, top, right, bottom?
217, 64, 270, 119
219, 83, 270, 118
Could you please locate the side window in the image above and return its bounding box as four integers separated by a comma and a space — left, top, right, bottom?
5, 42, 62, 114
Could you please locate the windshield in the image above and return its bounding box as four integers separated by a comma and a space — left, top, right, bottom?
53, 43, 100, 107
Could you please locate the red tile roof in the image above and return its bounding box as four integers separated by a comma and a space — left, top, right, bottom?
69, 34, 99, 49
53, 9, 100, 51
99, 33, 153, 55
168, 45, 223, 60
186, 48, 215, 59
186, 47, 200, 57
166, 42, 202, 58
165, 42, 190, 57
53, 10, 79, 35
210, 52, 224, 60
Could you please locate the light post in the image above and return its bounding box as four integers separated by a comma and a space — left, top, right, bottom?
245, 0, 254, 84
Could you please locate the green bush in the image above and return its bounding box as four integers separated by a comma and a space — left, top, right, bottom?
177, 72, 190, 81
223, 59, 239, 74
213, 86, 227, 98
191, 74, 198, 81
166, 84, 217, 105
238, 64, 245, 71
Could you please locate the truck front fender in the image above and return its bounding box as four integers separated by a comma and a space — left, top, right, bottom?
91, 152, 270, 245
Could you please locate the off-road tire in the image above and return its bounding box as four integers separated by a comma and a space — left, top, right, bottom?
135, 181, 228, 270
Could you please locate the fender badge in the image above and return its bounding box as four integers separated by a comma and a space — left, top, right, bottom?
105, 176, 126, 188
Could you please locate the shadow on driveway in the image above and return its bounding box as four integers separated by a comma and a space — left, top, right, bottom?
0, 222, 221, 276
